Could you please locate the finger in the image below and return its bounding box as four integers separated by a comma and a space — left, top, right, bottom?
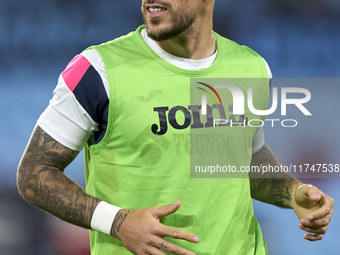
303, 233, 323, 241
300, 212, 333, 228
159, 226, 199, 243
307, 185, 322, 202
297, 184, 321, 201
295, 184, 320, 209
145, 247, 167, 255
152, 238, 196, 255
153, 201, 182, 218
307, 198, 334, 221
299, 224, 328, 234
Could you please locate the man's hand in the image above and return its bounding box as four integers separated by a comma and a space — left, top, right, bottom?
292, 184, 334, 241
110, 201, 199, 255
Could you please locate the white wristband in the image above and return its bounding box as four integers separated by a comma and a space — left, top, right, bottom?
90, 201, 122, 235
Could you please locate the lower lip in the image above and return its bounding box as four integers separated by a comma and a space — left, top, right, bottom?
148, 10, 167, 18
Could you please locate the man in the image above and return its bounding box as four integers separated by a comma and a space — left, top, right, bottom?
17, 0, 334, 254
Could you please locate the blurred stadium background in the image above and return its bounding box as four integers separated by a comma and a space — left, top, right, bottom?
0, 0, 339, 254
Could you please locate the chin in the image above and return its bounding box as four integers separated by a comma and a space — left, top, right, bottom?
145, 24, 167, 39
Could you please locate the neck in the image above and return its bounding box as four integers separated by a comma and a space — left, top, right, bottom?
156, 18, 216, 60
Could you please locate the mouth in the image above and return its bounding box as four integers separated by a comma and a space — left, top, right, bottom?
146, 4, 167, 18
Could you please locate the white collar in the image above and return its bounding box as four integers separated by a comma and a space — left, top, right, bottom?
141, 28, 217, 71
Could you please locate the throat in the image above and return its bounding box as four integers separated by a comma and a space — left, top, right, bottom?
156, 34, 216, 60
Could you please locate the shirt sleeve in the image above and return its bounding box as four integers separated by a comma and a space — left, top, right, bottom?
262, 57, 273, 80
252, 126, 265, 154
37, 49, 108, 151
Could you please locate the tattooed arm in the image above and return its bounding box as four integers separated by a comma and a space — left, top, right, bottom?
249, 144, 301, 208
18, 126, 199, 254
17, 125, 101, 229
250, 144, 334, 241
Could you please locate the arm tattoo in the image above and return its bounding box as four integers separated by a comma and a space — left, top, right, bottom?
111, 209, 129, 238
17, 125, 100, 229
249, 145, 301, 208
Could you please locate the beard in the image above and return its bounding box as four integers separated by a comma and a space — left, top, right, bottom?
142, 8, 196, 41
